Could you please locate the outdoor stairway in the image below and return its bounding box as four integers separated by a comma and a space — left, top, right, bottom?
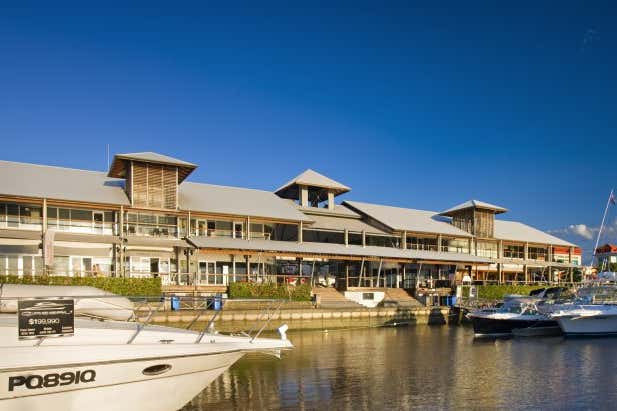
312, 287, 363, 309
383, 288, 423, 308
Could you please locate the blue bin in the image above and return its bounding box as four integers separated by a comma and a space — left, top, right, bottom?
213, 296, 223, 311
170, 296, 180, 311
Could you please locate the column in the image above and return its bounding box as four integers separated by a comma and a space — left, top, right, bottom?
244, 255, 251, 281
437, 234, 442, 253
41, 198, 47, 276
119, 206, 125, 277
468, 238, 472, 254
362, 230, 366, 248
524, 242, 529, 260
246, 216, 250, 241
401, 231, 407, 249
524, 264, 528, 284
327, 190, 335, 210
344, 228, 349, 246
300, 185, 309, 207
298, 221, 303, 244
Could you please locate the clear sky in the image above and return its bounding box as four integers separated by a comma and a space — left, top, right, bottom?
1, 2, 616, 256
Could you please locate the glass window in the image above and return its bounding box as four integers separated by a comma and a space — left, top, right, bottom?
0, 204, 6, 227
7, 256, 18, 275
7, 204, 19, 228
59, 208, 70, 220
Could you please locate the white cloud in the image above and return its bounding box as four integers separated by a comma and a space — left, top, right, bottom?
550, 218, 617, 242
568, 224, 594, 240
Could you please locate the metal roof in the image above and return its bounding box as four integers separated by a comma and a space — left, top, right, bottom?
275, 169, 351, 197
493, 220, 575, 247
179, 182, 312, 222
344, 201, 473, 237
296, 203, 359, 217
107, 152, 197, 182
188, 236, 492, 263
305, 214, 390, 235
0, 160, 130, 206
440, 199, 507, 216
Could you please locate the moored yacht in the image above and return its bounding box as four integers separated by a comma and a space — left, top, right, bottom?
467, 297, 558, 337
0, 285, 292, 411
551, 304, 617, 336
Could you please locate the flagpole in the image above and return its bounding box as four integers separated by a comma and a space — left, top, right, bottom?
591, 188, 614, 267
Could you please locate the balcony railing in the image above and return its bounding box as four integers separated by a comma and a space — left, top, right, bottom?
49, 220, 115, 235
125, 225, 179, 238
0, 216, 43, 231
408, 243, 438, 251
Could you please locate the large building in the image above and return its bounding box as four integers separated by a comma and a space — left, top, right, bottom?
0, 152, 581, 291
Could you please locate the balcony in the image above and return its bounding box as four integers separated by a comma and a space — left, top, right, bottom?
0, 216, 43, 231
49, 219, 115, 235
408, 243, 438, 252
125, 224, 178, 238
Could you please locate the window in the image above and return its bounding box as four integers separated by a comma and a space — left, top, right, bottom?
477, 241, 498, 258
363, 292, 375, 300
528, 246, 547, 261
0, 203, 42, 230
407, 237, 438, 251
442, 238, 469, 253
503, 244, 524, 259
125, 212, 178, 237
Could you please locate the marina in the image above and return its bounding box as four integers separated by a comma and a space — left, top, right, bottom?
2, 2, 616, 410
181, 325, 617, 411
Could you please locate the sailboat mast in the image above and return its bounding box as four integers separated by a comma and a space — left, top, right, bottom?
591, 188, 614, 267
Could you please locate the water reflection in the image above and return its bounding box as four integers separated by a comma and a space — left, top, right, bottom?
182, 326, 617, 410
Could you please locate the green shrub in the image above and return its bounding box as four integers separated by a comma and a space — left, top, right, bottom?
0, 275, 161, 297
477, 285, 545, 300
229, 281, 311, 301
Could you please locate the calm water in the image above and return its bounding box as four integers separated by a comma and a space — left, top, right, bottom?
181, 325, 617, 410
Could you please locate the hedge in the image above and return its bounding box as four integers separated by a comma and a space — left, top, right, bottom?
229, 282, 312, 301
0, 275, 161, 297
477, 285, 546, 300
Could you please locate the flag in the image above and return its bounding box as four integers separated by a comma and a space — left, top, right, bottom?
610, 190, 616, 206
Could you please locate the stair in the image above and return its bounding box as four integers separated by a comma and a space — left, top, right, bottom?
383, 288, 423, 308
312, 287, 362, 309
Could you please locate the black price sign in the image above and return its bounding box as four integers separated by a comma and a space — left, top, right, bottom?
18, 299, 74, 339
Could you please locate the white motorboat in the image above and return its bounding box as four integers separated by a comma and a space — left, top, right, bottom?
0, 285, 292, 411
467, 297, 558, 337
551, 304, 617, 336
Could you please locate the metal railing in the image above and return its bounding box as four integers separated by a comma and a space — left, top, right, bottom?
0, 293, 287, 345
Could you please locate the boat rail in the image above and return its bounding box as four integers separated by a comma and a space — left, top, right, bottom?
0, 293, 287, 345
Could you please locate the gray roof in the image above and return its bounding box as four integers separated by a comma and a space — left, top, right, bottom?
107, 151, 197, 182
344, 201, 473, 237
275, 169, 351, 195
296, 203, 359, 217
0, 160, 130, 206
305, 214, 390, 235
440, 199, 507, 216
188, 236, 492, 263
179, 182, 311, 222
494, 220, 575, 247
112, 152, 196, 167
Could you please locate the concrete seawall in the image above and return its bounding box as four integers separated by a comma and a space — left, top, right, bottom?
153, 306, 451, 332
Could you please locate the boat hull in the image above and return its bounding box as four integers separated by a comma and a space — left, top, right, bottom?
470, 316, 558, 337
555, 315, 617, 336
0, 350, 245, 411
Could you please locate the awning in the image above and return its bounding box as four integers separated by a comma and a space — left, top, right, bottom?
187, 236, 492, 264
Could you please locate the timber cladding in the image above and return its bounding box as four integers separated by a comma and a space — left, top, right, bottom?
130, 162, 178, 210
451, 208, 495, 237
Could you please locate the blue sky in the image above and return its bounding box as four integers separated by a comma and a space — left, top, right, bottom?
1, 2, 616, 256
